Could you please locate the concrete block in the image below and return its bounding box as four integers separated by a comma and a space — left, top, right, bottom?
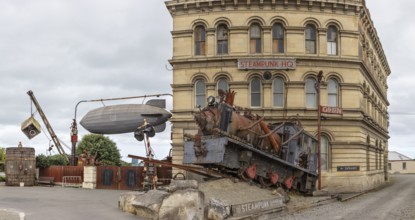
159, 189, 205, 220
82, 182, 96, 189
119, 190, 169, 220
207, 198, 231, 220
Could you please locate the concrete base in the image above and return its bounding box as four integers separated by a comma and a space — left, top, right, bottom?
82, 166, 96, 189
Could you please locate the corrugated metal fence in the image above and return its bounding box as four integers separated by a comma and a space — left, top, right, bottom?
39, 165, 172, 190
39, 166, 83, 183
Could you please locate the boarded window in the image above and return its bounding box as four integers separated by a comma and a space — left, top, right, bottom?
217, 25, 228, 55
327, 26, 338, 55
273, 77, 284, 107
305, 24, 316, 54
250, 24, 262, 54
272, 23, 285, 53
125, 170, 137, 188
306, 78, 317, 108
102, 169, 113, 186
250, 78, 261, 107
195, 79, 206, 108
195, 26, 206, 55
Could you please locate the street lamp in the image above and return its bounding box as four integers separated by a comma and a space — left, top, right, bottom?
316, 70, 323, 190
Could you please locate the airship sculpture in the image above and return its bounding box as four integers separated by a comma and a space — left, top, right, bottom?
79, 99, 172, 135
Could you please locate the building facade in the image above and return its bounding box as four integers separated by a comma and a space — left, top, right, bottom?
165, 0, 390, 193
388, 151, 415, 174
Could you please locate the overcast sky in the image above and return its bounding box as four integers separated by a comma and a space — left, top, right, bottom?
0, 1, 414, 161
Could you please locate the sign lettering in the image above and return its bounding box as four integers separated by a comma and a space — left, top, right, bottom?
321, 106, 343, 115
337, 166, 360, 172
238, 58, 296, 70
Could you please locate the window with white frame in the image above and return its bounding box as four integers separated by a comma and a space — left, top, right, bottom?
217, 78, 229, 92
305, 24, 317, 54
327, 78, 339, 107
327, 26, 338, 55
273, 77, 284, 107
306, 78, 317, 108
195, 79, 206, 108
250, 23, 262, 54
250, 77, 262, 107
321, 135, 330, 171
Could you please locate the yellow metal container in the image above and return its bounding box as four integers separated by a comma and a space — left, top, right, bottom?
21, 116, 41, 139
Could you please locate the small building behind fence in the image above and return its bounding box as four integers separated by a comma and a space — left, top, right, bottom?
388, 151, 415, 174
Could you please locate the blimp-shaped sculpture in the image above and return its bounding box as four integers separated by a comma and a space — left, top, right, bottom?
80, 99, 172, 135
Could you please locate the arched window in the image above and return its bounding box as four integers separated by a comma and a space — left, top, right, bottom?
194, 26, 206, 56
250, 77, 262, 107
305, 24, 317, 54
273, 77, 284, 107
217, 78, 229, 92
250, 23, 262, 54
321, 135, 330, 171
217, 24, 228, 55
306, 78, 317, 108
327, 78, 339, 107
195, 79, 206, 108
272, 23, 284, 54
327, 26, 338, 55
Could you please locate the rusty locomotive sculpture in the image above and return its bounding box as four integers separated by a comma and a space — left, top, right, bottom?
184, 90, 318, 194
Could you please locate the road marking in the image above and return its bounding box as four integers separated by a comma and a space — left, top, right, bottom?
19, 212, 25, 220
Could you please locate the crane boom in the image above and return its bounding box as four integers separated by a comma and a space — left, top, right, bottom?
27, 90, 69, 163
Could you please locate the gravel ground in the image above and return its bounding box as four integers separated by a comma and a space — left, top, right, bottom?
199, 178, 282, 205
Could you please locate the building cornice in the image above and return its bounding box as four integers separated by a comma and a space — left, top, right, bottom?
165, 0, 363, 15
360, 5, 391, 76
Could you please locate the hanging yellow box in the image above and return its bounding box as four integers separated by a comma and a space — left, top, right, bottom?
21, 116, 41, 139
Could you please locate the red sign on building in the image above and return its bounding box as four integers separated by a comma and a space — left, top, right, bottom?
320, 106, 343, 115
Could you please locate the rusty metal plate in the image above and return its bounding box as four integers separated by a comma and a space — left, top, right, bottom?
183, 137, 228, 164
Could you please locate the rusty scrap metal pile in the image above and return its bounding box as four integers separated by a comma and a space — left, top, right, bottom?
130, 90, 319, 194
184, 90, 318, 194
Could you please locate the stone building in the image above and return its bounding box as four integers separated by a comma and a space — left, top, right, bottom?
165, 0, 390, 193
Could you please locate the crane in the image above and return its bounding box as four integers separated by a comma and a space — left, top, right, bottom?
27, 90, 69, 163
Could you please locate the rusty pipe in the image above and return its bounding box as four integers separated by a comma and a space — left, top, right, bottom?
259, 121, 281, 154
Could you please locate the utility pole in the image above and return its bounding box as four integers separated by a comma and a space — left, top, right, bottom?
316, 71, 323, 190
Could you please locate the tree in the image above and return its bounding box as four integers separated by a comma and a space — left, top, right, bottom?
36, 154, 68, 168
0, 147, 5, 162
0, 147, 5, 172
77, 134, 121, 166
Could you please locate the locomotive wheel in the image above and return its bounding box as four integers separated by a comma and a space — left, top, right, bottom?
237, 169, 250, 181
259, 176, 273, 188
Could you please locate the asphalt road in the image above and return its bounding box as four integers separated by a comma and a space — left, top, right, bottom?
0, 184, 140, 220
280, 174, 415, 220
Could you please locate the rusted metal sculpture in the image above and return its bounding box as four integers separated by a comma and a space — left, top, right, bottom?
185, 90, 318, 194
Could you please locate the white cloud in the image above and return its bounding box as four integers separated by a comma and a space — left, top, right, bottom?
0, 1, 173, 161
1, 1, 414, 161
